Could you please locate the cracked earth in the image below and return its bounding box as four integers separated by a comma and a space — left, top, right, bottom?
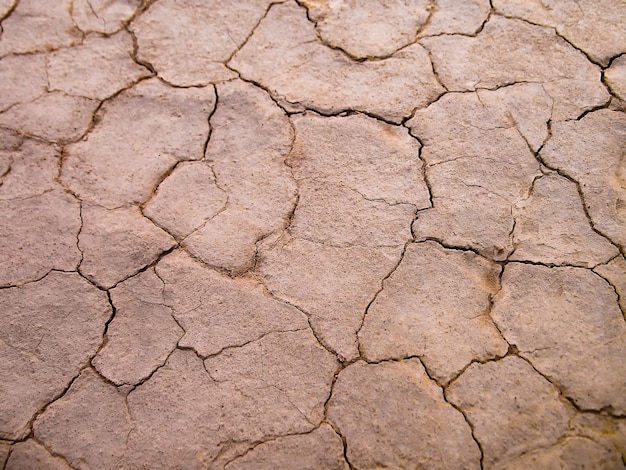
1, 0, 625, 468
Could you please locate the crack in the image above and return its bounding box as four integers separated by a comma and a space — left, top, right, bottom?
290, 105, 410, 129
227, 61, 422, 125
398, 357, 486, 469
197, 327, 309, 364
220, 425, 324, 468
533, 130, 623, 255
125, 25, 156, 75
15, 365, 86, 444
119, 345, 177, 393
572, 100, 612, 122
0, 88, 49, 116
444, 345, 518, 390
355, 241, 409, 357
401, 126, 434, 209
92, 243, 178, 291
0, 266, 80, 290
201, 85, 219, 159
512, 354, 625, 418
224, 1, 285, 66
125, 0, 160, 27
257, 280, 343, 362
504, 258, 616, 271
507, 176, 538, 262
73, 199, 85, 270
414, 236, 485, 258
30, 437, 77, 470
592, 259, 626, 319
490, 11, 606, 67
0, 0, 18, 24
113, 394, 135, 468
317, 358, 357, 470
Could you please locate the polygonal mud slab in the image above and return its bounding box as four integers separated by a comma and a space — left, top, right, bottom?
47, 30, 150, 100
0, 190, 82, 286
156, 250, 308, 358
493, 0, 626, 66
231, 2, 444, 123
446, 356, 573, 468
33, 369, 131, 470
0, 54, 47, 112
501, 436, 623, 470
0, 272, 111, 440
72, 0, 140, 34
421, 15, 609, 120
182, 79, 296, 274
78, 204, 175, 289
493, 263, 626, 414
92, 269, 183, 385
510, 173, 618, 267
540, 110, 626, 251
606, 55, 626, 100
124, 338, 337, 468
132, 0, 273, 85
0, 92, 98, 143
258, 234, 402, 362
0, 0, 81, 56
61, 78, 216, 208
301, 0, 431, 59
5, 440, 71, 470
359, 241, 507, 384
407, 84, 546, 259
327, 360, 481, 469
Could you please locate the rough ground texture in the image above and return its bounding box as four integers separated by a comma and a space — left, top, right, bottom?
0, 0, 625, 468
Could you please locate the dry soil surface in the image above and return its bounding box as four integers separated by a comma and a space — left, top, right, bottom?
1, 0, 626, 469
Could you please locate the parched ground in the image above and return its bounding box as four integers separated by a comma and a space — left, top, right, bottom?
1, 0, 626, 468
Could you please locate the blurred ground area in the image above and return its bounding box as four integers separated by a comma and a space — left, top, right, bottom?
1, 0, 626, 468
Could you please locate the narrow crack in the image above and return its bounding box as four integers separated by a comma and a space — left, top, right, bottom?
320, 363, 356, 470
490, 11, 605, 68
224, 1, 285, 66
513, 354, 624, 418
533, 132, 623, 255
355, 241, 409, 357
407, 357, 486, 469
219, 425, 332, 468
32, 436, 77, 470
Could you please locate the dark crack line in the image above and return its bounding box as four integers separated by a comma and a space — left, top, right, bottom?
355, 241, 409, 357
512, 354, 623, 418
257, 280, 344, 362
198, 327, 309, 363
592, 262, 626, 320
220, 425, 323, 468
226, 61, 426, 125
31, 436, 77, 470
224, 1, 286, 66
533, 128, 623, 255
0, 0, 18, 24
125, 25, 157, 76
16, 367, 85, 445
320, 366, 357, 470
405, 357, 485, 469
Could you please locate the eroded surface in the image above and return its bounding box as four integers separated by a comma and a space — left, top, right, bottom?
1, 0, 625, 468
